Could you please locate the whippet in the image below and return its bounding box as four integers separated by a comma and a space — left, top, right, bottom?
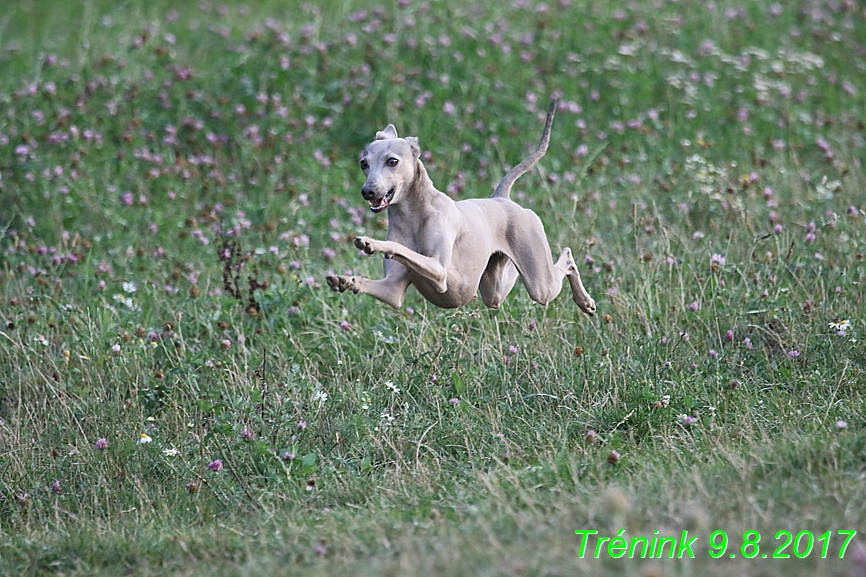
326, 101, 596, 316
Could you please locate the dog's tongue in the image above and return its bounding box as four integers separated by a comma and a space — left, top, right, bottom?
371, 197, 388, 211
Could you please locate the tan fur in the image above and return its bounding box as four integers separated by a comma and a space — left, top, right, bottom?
326, 101, 596, 315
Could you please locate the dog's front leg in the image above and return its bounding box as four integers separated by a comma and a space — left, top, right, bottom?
326, 265, 411, 309
354, 236, 450, 293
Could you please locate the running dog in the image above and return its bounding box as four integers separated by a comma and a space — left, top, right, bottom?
326, 101, 596, 316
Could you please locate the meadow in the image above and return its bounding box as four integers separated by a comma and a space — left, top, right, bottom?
1, 0, 865, 575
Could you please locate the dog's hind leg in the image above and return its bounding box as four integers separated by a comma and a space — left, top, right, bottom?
479, 253, 520, 308
506, 212, 596, 315
555, 248, 596, 315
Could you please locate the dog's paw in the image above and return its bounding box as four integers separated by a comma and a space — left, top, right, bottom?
354, 236, 376, 255
326, 275, 360, 294
577, 296, 597, 317
326, 275, 341, 291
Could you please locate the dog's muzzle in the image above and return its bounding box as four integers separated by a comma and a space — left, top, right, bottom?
363, 186, 395, 213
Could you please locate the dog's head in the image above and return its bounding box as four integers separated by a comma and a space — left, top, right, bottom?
358, 125, 420, 213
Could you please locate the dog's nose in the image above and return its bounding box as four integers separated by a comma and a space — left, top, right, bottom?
361, 186, 376, 201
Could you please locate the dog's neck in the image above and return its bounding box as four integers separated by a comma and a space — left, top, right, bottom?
389, 158, 439, 218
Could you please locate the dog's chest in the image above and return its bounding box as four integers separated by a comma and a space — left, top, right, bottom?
387, 221, 441, 257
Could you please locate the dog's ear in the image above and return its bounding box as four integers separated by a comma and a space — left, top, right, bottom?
375, 124, 399, 140
405, 136, 420, 158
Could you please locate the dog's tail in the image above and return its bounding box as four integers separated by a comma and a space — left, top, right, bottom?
491, 100, 557, 200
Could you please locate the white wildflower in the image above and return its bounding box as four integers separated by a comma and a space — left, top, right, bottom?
380, 411, 395, 423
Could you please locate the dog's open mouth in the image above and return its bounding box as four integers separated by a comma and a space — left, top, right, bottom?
369, 188, 395, 213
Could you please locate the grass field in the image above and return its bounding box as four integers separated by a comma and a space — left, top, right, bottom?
1, 0, 865, 575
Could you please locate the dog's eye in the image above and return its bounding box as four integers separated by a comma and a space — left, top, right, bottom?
360, 159, 369, 170
387, 158, 399, 167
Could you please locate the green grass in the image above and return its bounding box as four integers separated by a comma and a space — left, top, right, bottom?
1, 0, 865, 575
